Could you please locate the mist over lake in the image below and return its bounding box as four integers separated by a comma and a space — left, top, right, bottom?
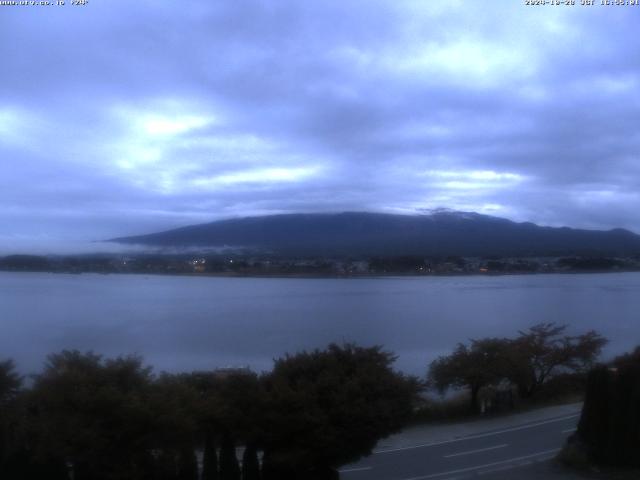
3, 271, 639, 376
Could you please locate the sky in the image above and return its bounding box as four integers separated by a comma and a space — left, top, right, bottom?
1, 0, 640, 253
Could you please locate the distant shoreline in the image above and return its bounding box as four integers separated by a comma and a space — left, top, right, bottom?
2, 268, 639, 280
3, 251, 639, 279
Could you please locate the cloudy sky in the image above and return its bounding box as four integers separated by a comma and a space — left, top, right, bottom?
2, 0, 640, 253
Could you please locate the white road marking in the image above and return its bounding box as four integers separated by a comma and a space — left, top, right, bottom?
562, 427, 577, 433
339, 466, 372, 473
375, 413, 579, 454
478, 463, 521, 475
479, 452, 557, 475
401, 448, 561, 480
443, 443, 508, 458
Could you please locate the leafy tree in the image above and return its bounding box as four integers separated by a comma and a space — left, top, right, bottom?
149, 373, 200, 451
186, 370, 264, 480
0, 360, 22, 477
148, 373, 203, 480
212, 371, 265, 447
429, 324, 608, 411
613, 346, 640, 369
27, 350, 156, 480
0, 360, 21, 404
428, 338, 511, 413
261, 343, 419, 479
509, 323, 607, 398
1, 344, 422, 479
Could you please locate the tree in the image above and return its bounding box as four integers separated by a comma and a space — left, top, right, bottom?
241, 443, 260, 480
219, 431, 240, 480
261, 344, 419, 479
0, 360, 21, 404
210, 371, 265, 450
148, 373, 202, 480
0, 360, 22, 477
202, 432, 219, 480
177, 446, 198, 480
428, 338, 511, 413
429, 325, 608, 410
27, 350, 157, 480
613, 346, 640, 369
572, 346, 640, 467
186, 369, 264, 480
509, 323, 607, 398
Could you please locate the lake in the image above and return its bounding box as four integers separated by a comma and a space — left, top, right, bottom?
2, 271, 639, 376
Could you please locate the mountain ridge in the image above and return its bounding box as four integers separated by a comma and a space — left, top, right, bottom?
110, 211, 640, 257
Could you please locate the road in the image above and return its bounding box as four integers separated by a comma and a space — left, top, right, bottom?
340, 412, 580, 480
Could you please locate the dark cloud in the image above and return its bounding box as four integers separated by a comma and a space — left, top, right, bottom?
1, 0, 640, 253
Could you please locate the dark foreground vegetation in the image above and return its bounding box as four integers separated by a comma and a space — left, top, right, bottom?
427, 323, 607, 415
561, 347, 640, 472
0, 323, 625, 479
0, 344, 419, 480
430, 326, 640, 474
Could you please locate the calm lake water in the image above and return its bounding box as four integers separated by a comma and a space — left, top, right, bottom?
2, 271, 639, 376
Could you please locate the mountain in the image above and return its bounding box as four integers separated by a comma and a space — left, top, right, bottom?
109, 211, 640, 257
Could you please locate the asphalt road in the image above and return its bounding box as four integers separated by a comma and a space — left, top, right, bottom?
340, 412, 580, 480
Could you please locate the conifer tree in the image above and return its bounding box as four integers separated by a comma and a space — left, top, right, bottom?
177, 446, 198, 480
241, 443, 260, 480
219, 432, 240, 480
202, 433, 219, 480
